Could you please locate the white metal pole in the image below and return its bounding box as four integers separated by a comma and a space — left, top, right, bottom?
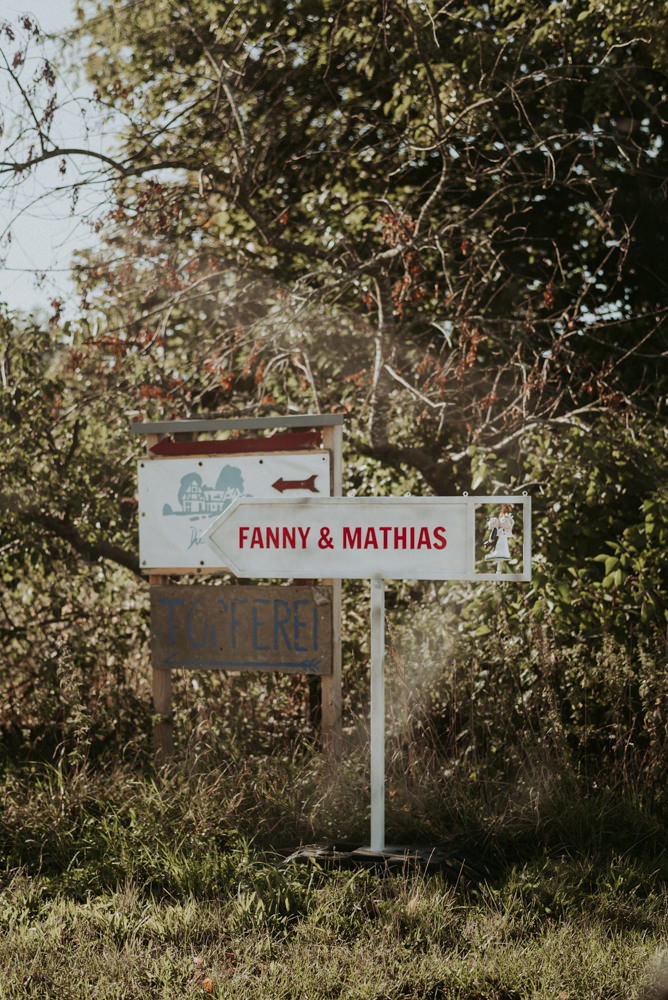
370, 576, 385, 851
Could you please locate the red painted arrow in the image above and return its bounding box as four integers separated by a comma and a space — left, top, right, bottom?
272, 474, 320, 493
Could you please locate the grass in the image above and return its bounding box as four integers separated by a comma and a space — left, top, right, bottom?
1, 616, 667, 997
1, 747, 668, 999
1, 851, 667, 999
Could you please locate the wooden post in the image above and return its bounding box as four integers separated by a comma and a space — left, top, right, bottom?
321, 421, 343, 758
146, 432, 174, 763
150, 572, 173, 763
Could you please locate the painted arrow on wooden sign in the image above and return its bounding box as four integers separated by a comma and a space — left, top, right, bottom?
272, 474, 320, 493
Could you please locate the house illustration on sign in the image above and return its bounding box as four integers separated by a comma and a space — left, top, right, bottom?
163, 465, 247, 518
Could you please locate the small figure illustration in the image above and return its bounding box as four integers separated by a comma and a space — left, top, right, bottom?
484, 503, 515, 563
484, 515, 499, 553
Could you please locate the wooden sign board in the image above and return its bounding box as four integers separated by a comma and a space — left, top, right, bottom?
150, 584, 333, 675
138, 451, 331, 571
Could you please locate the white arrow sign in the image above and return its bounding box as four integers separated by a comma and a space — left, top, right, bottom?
204, 493, 531, 857
204, 497, 468, 579
204, 495, 530, 580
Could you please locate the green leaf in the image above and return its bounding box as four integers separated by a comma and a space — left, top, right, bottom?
474, 624, 492, 637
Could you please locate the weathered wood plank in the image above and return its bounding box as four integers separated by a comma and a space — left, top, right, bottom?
149, 572, 173, 763
149, 430, 321, 456
150, 584, 333, 675
321, 421, 343, 757
132, 414, 344, 435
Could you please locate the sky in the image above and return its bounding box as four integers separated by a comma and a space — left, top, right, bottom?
1, 0, 112, 320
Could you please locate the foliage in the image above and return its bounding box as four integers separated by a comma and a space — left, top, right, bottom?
0, 307, 151, 757
2, 1, 667, 633
2, 304, 668, 776
456, 414, 668, 635
390, 596, 668, 826
2, 22, 668, 990
2, 0, 667, 491
527, 421, 668, 633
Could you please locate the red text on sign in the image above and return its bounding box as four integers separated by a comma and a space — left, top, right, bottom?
342, 525, 447, 550
239, 526, 311, 549
237, 524, 448, 551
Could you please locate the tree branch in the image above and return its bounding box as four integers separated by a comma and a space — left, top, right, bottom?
0, 146, 198, 178
357, 437, 460, 496
21, 507, 142, 577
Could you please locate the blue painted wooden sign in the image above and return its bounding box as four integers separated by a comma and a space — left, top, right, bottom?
150, 584, 333, 675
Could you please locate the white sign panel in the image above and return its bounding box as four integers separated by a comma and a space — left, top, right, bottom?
204, 497, 467, 579
205, 495, 531, 581
139, 452, 330, 570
